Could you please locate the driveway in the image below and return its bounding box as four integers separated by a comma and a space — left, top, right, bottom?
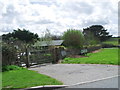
29, 64, 119, 85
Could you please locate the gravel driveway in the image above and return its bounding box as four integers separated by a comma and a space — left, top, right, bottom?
29, 64, 119, 85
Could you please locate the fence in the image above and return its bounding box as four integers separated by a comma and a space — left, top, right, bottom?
24, 47, 67, 66
5, 45, 102, 67
29, 49, 53, 65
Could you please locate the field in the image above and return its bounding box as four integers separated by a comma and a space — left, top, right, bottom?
102, 37, 119, 45
2, 69, 63, 88
62, 48, 119, 65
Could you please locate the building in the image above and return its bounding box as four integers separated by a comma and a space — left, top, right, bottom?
33, 40, 64, 48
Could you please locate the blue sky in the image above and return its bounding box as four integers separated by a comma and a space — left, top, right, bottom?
0, 0, 118, 37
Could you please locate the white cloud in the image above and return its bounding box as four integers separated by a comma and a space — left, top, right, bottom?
0, 0, 118, 37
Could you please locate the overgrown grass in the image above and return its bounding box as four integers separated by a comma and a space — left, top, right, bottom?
2, 69, 63, 88
62, 48, 119, 65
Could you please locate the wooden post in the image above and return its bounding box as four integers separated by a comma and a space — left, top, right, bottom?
25, 46, 30, 68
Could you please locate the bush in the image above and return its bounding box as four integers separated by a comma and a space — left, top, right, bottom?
2, 65, 24, 72
101, 44, 116, 48
87, 45, 101, 53
63, 29, 84, 49
2, 43, 17, 66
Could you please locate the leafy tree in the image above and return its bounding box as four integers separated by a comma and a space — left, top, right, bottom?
2, 28, 39, 68
51, 35, 62, 40
83, 31, 99, 45
83, 25, 112, 42
43, 29, 52, 46
2, 42, 17, 66
62, 29, 84, 49
2, 37, 19, 66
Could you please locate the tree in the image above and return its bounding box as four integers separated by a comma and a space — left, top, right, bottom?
51, 35, 62, 40
43, 29, 52, 46
2, 42, 17, 66
62, 29, 84, 49
83, 30, 99, 45
2, 28, 39, 68
83, 25, 112, 42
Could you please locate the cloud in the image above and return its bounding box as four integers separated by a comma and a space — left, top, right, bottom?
0, 0, 118, 37
59, 1, 94, 15
2, 4, 19, 24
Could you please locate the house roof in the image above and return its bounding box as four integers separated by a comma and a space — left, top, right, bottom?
34, 40, 64, 46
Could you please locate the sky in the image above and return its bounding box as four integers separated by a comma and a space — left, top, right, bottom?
0, 0, 119, 37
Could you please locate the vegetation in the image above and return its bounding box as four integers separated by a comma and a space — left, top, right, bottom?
2, 65, 24, 72
2, 25, 118, 89
2, 28, 39, 68
2, 28, 39, 43
0, 75, 1, 90
62, 48, 119, 65
51, 35, 62, 40
83, 25, 112, 42
2, 42, 18, 66
2, 68, 63, 88
43, 29, 52, 46
63, 29, 84, 49
102, 37, 119, 46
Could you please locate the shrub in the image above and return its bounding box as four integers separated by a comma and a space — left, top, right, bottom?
62, 29, 84, 49
101, 44, 116, 48
2, 43, 17, 66
2, 65, 24, 72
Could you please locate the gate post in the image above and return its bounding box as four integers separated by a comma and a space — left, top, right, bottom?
52, 47, 59, 64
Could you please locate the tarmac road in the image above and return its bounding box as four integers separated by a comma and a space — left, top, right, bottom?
65, 76, 119, 88
29, 64, 119, 85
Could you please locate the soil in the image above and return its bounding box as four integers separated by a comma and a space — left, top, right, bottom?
91, 49, 101, 53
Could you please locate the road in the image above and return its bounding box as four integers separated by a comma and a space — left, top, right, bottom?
29, 64, 119, 85
56, 76, 119, 89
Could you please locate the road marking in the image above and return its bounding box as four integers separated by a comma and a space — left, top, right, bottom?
68, 75, 119, 87
25, 75, 119, 89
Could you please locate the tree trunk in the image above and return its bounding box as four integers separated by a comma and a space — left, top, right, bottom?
25, 46, 30, 68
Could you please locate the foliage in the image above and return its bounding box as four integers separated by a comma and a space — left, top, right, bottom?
2, 65, 24, 72
102, 37, 119, 46
83, 25, 112, 42
101, 44, 116, 48
2, 69, 63, 88
41, 29, 52, 46
51, 35, 62, 40
2, 42, 17, 66
62, 29, 84, 49
62, 48, 119, 65
2, 28, 39, 44
83, 31, 99, 45
2, 28, 39, 68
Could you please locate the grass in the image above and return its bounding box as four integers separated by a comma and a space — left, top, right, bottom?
0, 72, 2, 90
2, 69, 63, 88
102, 41, 118, 45
102, 38, 119, 45
62, 48, 119, 65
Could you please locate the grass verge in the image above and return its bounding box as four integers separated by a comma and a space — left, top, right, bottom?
2, 69, 63, 88
62, 48, 119, 65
